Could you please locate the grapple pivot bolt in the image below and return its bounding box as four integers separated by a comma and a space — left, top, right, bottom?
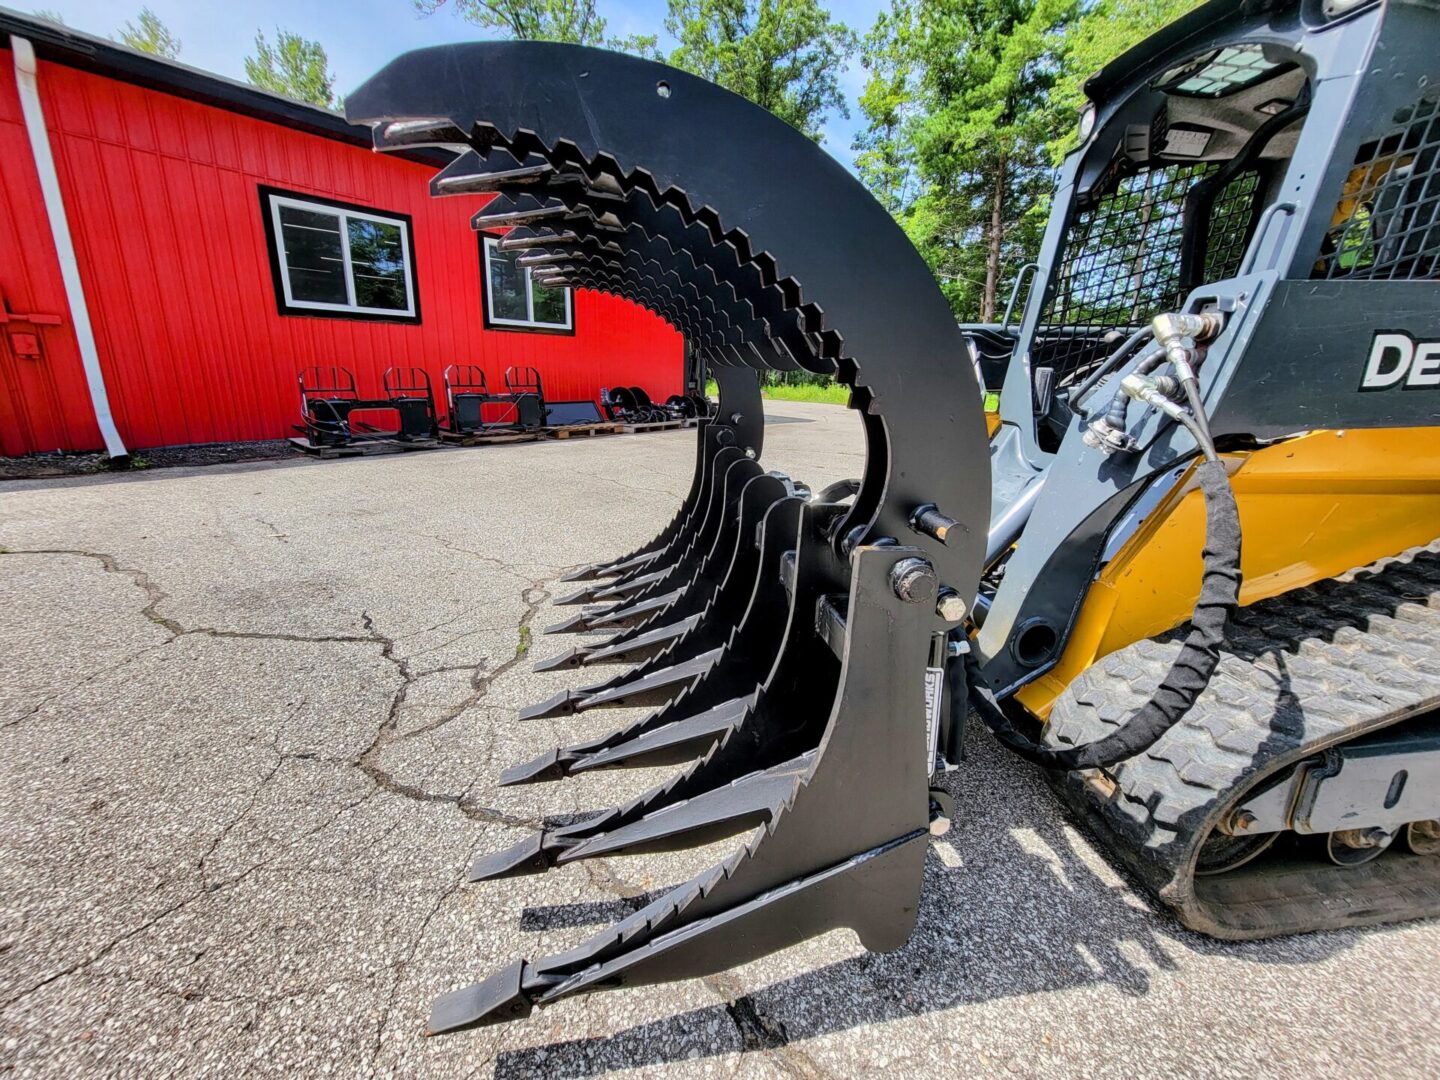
890, 557, 937, 604
936, 591, 968, 622
911, 503, 959, 543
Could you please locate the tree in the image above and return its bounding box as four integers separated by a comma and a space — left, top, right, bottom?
856, 0, 1076, 320
663, 0, 857, 142
1049, 0, 1202, 162
414, 1, 662, 55
118, 8, 181, 59
413, 0, 608, 44
856, 0, 1209, 321
32, 9, 65, 24
244, 29, 338, 109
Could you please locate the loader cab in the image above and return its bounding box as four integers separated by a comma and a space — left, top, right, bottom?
986, 7, 1331, 455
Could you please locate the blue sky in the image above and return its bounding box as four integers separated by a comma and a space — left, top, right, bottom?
26, 0, 886, 169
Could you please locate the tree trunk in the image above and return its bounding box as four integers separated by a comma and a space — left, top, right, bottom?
982, 154, 1007, 323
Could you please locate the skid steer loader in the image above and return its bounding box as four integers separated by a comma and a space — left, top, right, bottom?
345, 0, 1440, 1034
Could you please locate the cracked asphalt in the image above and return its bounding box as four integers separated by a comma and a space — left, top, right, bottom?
2, 400, 1437, 1079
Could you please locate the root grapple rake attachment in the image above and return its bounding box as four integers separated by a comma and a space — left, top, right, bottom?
347, 42, 990, 1033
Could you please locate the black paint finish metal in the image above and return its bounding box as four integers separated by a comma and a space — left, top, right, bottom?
346, 39, 989, 1032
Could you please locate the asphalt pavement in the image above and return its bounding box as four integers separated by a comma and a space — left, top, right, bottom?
2, 400, 1436, 1079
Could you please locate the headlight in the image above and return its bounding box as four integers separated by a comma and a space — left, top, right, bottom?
1078, 103, 1097, 141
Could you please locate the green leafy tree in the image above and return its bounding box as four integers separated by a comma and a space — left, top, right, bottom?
1049, 0, 1202, 161
244, 29, 338, 109
118, 8, 181, 59
663, 0, 857, 142
414, 0, 605, 44
414, 1, 662, 55
857, 0, 1077, 320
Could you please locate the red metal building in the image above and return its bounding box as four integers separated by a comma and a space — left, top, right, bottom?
0, 11, 684, 458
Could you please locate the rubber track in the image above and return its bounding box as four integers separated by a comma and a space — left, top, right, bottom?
1044, 539, 1440, 939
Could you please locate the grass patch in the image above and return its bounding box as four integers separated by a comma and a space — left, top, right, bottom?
516, 625, 532, 657
762, 382, 849, 405
703, 378, 849, 406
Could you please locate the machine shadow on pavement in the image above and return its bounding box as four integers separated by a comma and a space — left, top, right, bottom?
490, 720, 1360, 1079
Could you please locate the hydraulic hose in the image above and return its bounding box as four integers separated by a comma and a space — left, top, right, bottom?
968, 458, 1241, 771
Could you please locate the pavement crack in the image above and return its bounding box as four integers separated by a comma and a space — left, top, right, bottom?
398, 583, 550, 743
725, 992, 790, 1053
0, 548, 380, 645
2, 548, 183, 635
0, 888, 207, 1012
353, 581, 552, 828
371, 857, 472, 1071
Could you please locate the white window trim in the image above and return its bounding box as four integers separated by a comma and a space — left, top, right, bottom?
484, 237, 573, 330
268, 193, 416, 318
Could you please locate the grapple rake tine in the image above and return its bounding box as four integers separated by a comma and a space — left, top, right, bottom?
560, 366, 765, 585
548, 463, 776, 687
480, 498, 838, 859
431, 544, 936, 1031
491, 696, 752, 791
528, 614, 699, 672
520, 454, 764, 716
559, 472, 796, 696
571, 443, 748, 607
557, 753, 814, 861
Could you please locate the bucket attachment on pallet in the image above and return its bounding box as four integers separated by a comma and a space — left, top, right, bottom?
346, 40, 990, 1032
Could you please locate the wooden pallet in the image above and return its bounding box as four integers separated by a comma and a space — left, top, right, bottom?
288, 436, 441, 459
547, 422, 622, 440
618, 418, 697, 434
438, 429, 542, 447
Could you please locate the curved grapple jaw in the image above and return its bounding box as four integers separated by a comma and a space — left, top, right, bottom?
346, 41, 990, 1034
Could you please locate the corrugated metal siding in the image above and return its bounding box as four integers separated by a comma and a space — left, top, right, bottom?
0, 61, 104, 456
0, 59, 682, 453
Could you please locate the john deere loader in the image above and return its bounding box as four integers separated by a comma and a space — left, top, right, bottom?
344, 0, 1440, 1033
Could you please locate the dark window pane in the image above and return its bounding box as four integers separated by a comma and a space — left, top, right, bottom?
487, 244, 528, 321
279, 204, 347, 304
531, 279, 569, 326
348, 218, 408, 310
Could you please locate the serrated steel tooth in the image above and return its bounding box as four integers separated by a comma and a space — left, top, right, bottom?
542, 610, 599, 635
472, 203, 571, 229
515, 252, 572, 268
529, 648, 586, 673
495, 748, 568, 787
516, 690, 587, 722
553, 583, 606, 605
572, 648, 722, 712
496, 696, 752, 790
582, 588, 685, 630
436, 162, 554, 194
589, 568, 668, 601
575, 616, 697, 665
563, 699, 757, 776
557, 757, 806, 860
531, 614, 697, 672
376, 117, 469, 148
497, 230, 578, 251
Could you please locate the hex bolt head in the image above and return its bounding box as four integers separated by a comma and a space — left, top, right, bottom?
936, 592, 968, 622
890, 557, 937, 604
